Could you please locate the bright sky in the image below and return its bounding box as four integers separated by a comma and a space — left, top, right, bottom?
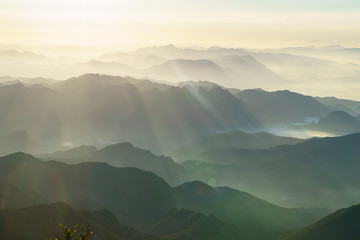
1, 0, 360, 50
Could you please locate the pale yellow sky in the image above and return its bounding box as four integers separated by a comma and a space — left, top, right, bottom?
0, 0, 360, 50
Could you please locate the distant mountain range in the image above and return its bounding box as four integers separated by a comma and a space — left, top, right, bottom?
269, 45, 360, 64
3, 73, 357, 154
316, 97, 360, 116
173, 181, 327, 240
1, 73, 360, 156
182, 133, 360, 209
1, 44, 359, 99
291, 111, 360, 135
0, 74, 268, 153
0, 44, 359, 240
171, 130, 304, 161
213, 55, 285, 88
0, 76, 59, 86
234, 89, 331, 126
145, 59, 232, 86
37, 131, 360, 211
40, 142, 186, 186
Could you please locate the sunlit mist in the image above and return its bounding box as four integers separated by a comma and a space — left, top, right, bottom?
1, 0, 360, 50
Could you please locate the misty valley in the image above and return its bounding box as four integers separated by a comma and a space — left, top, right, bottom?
1, 44, 360, 240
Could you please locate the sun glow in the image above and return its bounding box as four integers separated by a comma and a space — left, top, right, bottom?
1, 0, 360, 49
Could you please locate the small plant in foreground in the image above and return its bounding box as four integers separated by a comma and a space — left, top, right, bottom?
50, 223, 92, 240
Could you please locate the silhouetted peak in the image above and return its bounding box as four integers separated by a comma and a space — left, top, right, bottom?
319, 110, 360, 125
165, 44, 177, 49
43, 145, 97, 159
0, 152, 40, 163
57, 74, 141, 94
100, 142, 135, 152
4, 81, 26, 89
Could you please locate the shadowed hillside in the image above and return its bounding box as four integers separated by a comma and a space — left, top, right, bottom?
281, 204, 360, 240
190, 133, 360, 209
146, 208, 245, 240
0, 152, 175, 228
0, 182, 47, 209
0, 202, 160, 240
0, 153, 325, 239
173, 181, 327, 240
40, 142, 186, 186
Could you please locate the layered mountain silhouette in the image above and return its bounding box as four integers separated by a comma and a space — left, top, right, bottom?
171, 130, 304, 161
273, 45, 360, 64
173, 181, 327, 240
185, 133, 360, 209
1, 74, 267, 153
316, 97, 360, 116
41, 142, 185, 185
98, 52, 168, 68
40, 145, 97, 159
213, 55, 284, 88
0, 153, 324, 239
129, 45, 248, 60
0, 152, 175, 228
1, 45, 359, 99
145, 59, 233, 85
74, 60, 137, 77
3, 73, 354, 155
282, 204, 360, 240
234, 89, 330, 126
0, 76, 59, 86
0, 82, 63, 149
0, 50, 51, 64
291, 111, 360, 135
0, 43, 359, 240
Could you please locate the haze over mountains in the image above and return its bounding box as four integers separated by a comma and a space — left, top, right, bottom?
0, 153, 327, 240
1, 44, 360, 99
291, 110, 360, 135
181, 133, 360, 209
0, 44, 360, 240
33, 130, 360, 211
1, 72, 359, 156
